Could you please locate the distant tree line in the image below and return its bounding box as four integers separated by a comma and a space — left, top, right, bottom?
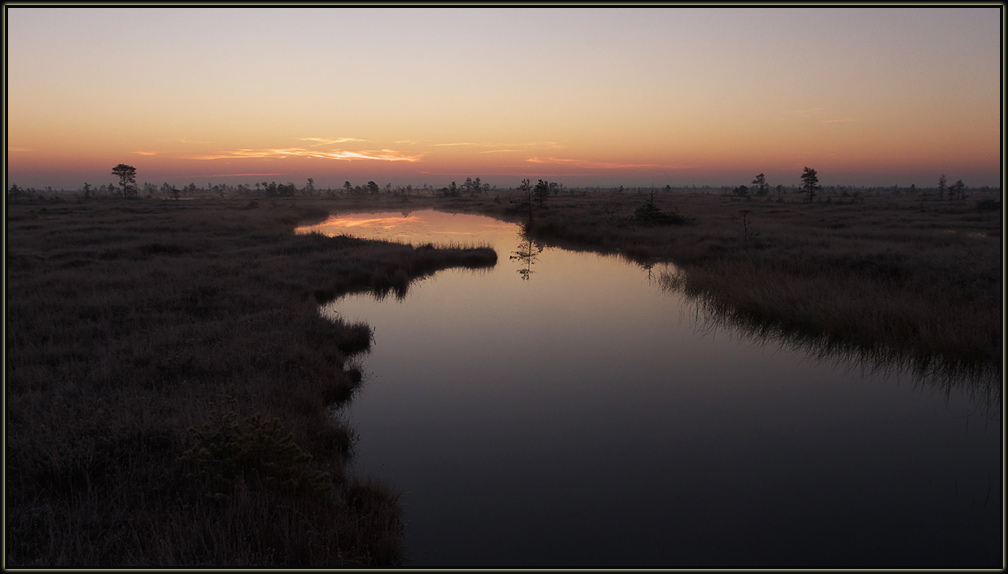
5, 163, 992, 205
723, 167, 978, 204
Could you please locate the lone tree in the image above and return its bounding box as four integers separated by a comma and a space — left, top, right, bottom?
800, 166, 819, 203
518, 178, 533, 220
949, 179, 965, 200
112, 164, 137, 199
533, 179, 550, 208
751, 173, 769, 196
938, 173, 947, 200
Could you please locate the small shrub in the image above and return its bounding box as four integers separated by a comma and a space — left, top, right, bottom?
338, 322, 373, 355
180, 400, 333, 497
632, 202, 692, 226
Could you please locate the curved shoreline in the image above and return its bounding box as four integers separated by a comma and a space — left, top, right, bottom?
5, 197, 495, 567
6, 190, 999, 566
408, 192, 1001, 379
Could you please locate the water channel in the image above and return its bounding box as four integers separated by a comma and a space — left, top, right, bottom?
297, 208, 1001, 568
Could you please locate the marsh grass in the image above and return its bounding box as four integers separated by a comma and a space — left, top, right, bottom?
5, 198, 495, 567
6, 190, 1000, 565
660, 266, 1001, 411
584, 193, 1000, 398
340, 190, 1001, 393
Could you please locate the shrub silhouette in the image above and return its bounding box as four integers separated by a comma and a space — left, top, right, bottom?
180, 398, 333, 497
633, 202, 691, 226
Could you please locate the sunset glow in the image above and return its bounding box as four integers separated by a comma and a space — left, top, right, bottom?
5, 6, 1002, 190
321, 216, 422, 229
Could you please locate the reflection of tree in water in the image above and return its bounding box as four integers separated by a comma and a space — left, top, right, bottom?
510, 230, 544, 281
641, 260, 656, 285
658, 267, 1001, 417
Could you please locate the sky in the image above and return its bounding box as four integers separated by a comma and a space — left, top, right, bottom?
5, 5, 1003, 190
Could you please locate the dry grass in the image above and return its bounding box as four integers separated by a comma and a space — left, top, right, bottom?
5, 197, 495, 567
5, 188, 1000, 565
353, 189, 1002, 391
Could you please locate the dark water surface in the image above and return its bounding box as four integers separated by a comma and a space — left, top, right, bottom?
298, 209, 1002, 568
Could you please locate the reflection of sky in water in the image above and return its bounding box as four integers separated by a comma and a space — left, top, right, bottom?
332, 215, 421, 229
298, 210, 515, 246
306, 210, 1002, 568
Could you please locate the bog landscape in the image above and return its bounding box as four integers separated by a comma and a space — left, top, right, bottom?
5, 6, 1002, 570
5, 177, 1002, 567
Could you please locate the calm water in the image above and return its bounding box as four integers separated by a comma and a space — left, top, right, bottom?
297, 209, 1002, 568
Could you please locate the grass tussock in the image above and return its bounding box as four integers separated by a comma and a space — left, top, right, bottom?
5, 198, 495, 567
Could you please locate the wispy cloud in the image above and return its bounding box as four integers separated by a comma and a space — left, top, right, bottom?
431, 142, 480, 147
298, 137, 365, 146
526, 157, 676, 170
188, 147, 423, 162
781, 108, 823, 119
7, 146, 31, 153
821, 117, 857, 124
479, 149, 522, 154
132, 150, 158, 156
342, 149, 424, 162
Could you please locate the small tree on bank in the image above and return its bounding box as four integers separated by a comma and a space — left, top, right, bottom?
949, 179, 965, 200
518, 178, 533, 220
534, 179, 550, 208
112, 164, 137, 199
752, 173, 769, 196
800, 166, 820, 203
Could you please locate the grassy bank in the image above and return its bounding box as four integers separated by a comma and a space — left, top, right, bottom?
5, 188, 1001, 566
346, 190, 1002, 391
5, 198, 496, 567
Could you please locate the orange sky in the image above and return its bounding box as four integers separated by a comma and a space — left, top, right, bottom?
5, 7, 1003, 190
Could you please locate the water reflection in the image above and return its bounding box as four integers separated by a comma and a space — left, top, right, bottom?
658, 267, 1001, 416
296, 209, 516, 247
640, 260, 657, 285
510, 232, 544, 281
306, 209, 1001, 567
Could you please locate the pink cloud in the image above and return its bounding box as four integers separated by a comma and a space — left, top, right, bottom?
298, 137, 366, 146
188, 148, 423, 162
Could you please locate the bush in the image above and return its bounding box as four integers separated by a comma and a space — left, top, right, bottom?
632, 202, 692, 226
180, 398, 333, 497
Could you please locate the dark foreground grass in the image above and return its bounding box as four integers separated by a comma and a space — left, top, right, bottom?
4, 198, 496, 567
